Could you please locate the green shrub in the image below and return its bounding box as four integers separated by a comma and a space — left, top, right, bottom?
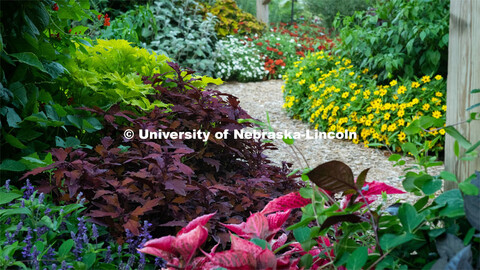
0, 0, 103, 178
305, 0, 369, 29
283, 51, 446, 154
200, 0, 266, 37
334, 0, 449, 81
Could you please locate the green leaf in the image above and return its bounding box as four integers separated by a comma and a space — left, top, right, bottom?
401, 142, 418, 156
432, 189, 465, 218
0, 159, 27, 171
40, 216, 55, 230
250, 238, 269, 250
282, 136, 294, 145
454, 141, 460, 157
459, 182, 479, 196
293, 227, 311, 243
4, 133, 27, 149
445, 127, 472, 149
58, 239, 75, 258
380, 233, 414, 250
299, 254, 313, 269
9, 52, 47, 73
5, 107, 22, 128
346, 246, 368, 270
398, 204, 424, 233
388, 154, 402, 162
440, 171, 458, 182
83, 253, 96, 269
0, 192, 22, 205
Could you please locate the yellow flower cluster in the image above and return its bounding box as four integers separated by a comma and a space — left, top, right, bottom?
282, 51, 447, 153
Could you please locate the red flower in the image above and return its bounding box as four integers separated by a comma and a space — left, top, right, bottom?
296, 51, 305, 57
273, 48, 278, 53
266, 46, 273, 51
247, 37, 253, 41
277, 51, 283, 56
293, 25, 298, 29
103, 14, 110, 26
238, 21, 245, 25
52, 3, 59, 11
275, 43, 280, 46
98, 14, 102, 20
233, 28, 238, 34
274, 59, 284, 66
68, 29, 72, 34
256, 42, 263, 46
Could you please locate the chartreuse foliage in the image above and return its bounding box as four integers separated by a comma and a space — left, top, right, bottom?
334, 0, 449, 81
199, 0, 266, 37
283, 51, 446, 154
63, 39, 221, 110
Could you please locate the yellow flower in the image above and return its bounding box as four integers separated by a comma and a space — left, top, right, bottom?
435, 92, 443, 97
422, 104, 430, 111
362, 68, 369, 74
349, 83, 357, 89
439, 129, 446, 135
435, 75, 443, 80
342, 92, 349, 98
364, 141, 369, 148
397, 86, 407, 94
411, 82, 420, 88
349, 72, 355, 76
365, 119, 372, 126
352, 138, 359, 144
373, 74, 378, 79
421, 76, 431, 83
442, 105, 447, 111
381, 124, 387, 132
387, 123, 397, 132
397, 110, 405, 117
397, 118, 405, 126
384, 113, 391, 120
299, 79, 306, 85
350, 96, 357, 101
390, 80, 398, 86
432, 110, 442, 119
412, 98, 419, 105
398, 132, 406, 141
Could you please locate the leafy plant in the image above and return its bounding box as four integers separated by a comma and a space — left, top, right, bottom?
61, 39, 221, 110
305, 0, 369, 29
0, 0, 104, 178
0, 180, 166, 269
333, 0, 449, 81
24, 62, 300, 243
199, 0, 266, 37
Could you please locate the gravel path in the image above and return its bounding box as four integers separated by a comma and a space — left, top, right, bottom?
212, 80, 444, 204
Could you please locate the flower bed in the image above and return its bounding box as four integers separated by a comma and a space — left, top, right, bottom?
283, 51, 446, 153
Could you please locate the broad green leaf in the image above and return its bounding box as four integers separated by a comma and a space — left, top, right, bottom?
346, 246, 368, 270
445, 127, 472, 149
0, 159, 27, 171
4, 133, 27, 149
299, 254, 313, 269
440, 171, 458, 182
398, 204, 424, 233
380, 233, 414, 250
5, 107, 21, 128
0, 192, 22, 205
58, 239, 75, 258
293, 227, 311, 243
9, 52, 47, 73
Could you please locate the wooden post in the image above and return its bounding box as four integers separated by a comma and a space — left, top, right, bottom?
256, 0, 269, 24
445, 0, 480, 189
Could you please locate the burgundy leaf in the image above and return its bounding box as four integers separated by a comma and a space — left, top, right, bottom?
306, 160, 356, 193
165, 179, 187, 196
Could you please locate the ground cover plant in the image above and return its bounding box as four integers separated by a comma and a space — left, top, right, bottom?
283, 51, 447, 154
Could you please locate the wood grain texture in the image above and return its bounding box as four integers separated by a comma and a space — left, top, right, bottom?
256, 0, 269, 24
445, 0, 480, 189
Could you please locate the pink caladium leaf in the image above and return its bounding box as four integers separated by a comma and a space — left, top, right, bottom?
244, 212, 270, 239
271, 233, 288, 251
210, 250, 256, 269
178, 212, 216, 235
261, 192, 311, 214
138, 235, 177, 260
221, 222, 249, 238
230, 234, 264, 256
362, 181, 405, 196
256, 248, 277, 269
266, 210, 291, 232
173, 225, 209, 264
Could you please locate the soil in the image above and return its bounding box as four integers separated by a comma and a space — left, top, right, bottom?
211, 80, 444, 205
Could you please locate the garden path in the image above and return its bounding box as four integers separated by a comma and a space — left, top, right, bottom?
212, 80, 444, 204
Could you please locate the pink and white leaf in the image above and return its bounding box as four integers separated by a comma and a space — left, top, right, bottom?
261, 192, 311, 214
